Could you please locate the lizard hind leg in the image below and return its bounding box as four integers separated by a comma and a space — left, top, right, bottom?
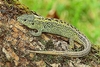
68, 38, 74, 51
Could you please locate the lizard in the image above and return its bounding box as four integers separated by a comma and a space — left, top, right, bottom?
17, 14, 91, 57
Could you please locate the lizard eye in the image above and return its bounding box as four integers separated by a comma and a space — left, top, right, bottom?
24, 19, 27, 21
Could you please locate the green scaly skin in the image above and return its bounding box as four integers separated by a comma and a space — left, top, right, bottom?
17, 14, 91, 57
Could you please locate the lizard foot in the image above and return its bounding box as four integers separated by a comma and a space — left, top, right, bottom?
29, 30, 42, 36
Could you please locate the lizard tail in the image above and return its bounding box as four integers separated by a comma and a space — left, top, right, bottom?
26, 40, 91, 57
26, 36, 91, 57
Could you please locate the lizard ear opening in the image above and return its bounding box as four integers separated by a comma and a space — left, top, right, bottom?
31, 23, 34, 25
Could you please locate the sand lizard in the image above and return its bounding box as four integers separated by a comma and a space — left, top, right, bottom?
17, 14, 91, 57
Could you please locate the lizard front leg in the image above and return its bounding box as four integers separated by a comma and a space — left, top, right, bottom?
29, 22, 44, 36
29, 29, 42, 36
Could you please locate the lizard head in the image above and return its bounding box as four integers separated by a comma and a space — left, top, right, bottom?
17, 14, 36, 28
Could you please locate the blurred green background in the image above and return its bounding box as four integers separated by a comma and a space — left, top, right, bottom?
19, 0, 100, 46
